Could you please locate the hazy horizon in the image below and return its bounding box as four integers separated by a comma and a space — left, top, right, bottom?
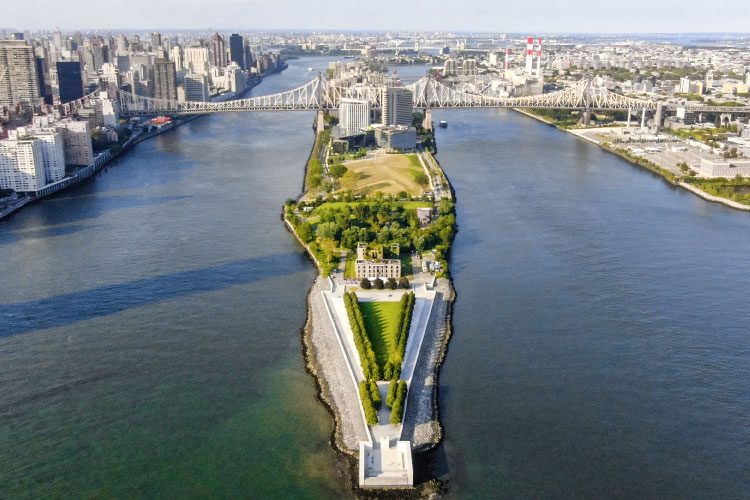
3, 0, 750, 34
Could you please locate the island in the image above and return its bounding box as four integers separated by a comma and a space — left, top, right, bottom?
283, 109, 455, 494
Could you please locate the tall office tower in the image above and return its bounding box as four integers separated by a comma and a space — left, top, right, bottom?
100, 62, 120, 87
339, 98, 370, 136
208, 33, 227, 68
153, 58, 177, 100
170, 46, 183, 71
34, 56, 51, 104
244, 42, 254, 71
0, 40, 41, 109
116, 34, 128, 55
184, 73, 208, 101
73, 32, 83, 50
56, 61, 84, 103
53, 28, 63, 51
382, 87, 413, 127
0, 137, 45, 192
151, 32, 162, 49
184, 46, 209, 73
229, 34, 244, 69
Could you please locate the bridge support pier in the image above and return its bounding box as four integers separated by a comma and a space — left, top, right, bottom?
422, 109, 433, 130
627, 107, 631, 128
654, 102, 663, 134
581, 108, 591, 127
640, 108, 646, 132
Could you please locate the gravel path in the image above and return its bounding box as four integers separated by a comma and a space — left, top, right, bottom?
401, 278, 454, 452
306, 276, 369, 453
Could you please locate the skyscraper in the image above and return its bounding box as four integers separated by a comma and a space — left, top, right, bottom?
56, 61, 84, 103
208, 33, 227, 68
339, 98, 370, 136
184, 73, 208, 102
382, 87, 413, 127
151, 32, 162, 49
0, 40, 41, 109
153, 58, 177, 100
229, 34, 244, 69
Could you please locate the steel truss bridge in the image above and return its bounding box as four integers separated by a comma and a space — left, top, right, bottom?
63, 76, 750, 117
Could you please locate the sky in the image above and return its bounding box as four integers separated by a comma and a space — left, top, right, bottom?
3, 0, 750, 33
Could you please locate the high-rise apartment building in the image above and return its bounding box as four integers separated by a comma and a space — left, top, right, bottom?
0, 40, 41, 109
56, 120, 94, 166
382, 87, 413, 127
339, 98, 370, 136
56, 61, 84, 103
229, 34, 244, 69
153, 58, 177, 100
208, 33, 227, 68
0, 137, 46, 192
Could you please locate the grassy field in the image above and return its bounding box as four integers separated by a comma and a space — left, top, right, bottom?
309, 200, 432, 217
345, 252, 356, 278
359, 301, 402, 369
338, 154, 427, 196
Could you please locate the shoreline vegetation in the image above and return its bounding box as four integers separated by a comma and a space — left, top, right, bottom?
284, 112, 457, 496
516, 107, 750, 212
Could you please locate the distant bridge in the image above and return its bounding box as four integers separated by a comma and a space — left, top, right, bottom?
62, 76, 750, 117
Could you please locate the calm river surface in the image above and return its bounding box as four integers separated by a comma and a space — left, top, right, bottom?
1, 57, 748, 499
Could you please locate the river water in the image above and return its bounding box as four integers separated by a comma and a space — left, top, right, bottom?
1, 57, 748, 499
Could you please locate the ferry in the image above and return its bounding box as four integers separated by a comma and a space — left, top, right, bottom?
308, 67, 314, 71
439, 120, 448, 128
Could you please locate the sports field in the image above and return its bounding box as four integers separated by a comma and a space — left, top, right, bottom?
359, 301, 402, 369
337, 154, 428, 196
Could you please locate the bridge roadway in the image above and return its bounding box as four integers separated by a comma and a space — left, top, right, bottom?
61, 75, 750, 117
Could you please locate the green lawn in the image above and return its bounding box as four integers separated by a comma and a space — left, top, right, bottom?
399, 254, 413, 277
359, 301, 402, 369
344, 253, 356, 278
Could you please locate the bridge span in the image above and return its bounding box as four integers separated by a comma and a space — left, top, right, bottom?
62, 75, 750, 117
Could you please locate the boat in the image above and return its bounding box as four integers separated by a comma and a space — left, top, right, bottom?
439, 120, 448, 128
308, 67, 314, 71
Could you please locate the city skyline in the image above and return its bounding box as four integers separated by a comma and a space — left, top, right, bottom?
3, 0, 750, 33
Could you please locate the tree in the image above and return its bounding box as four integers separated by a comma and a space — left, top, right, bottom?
398, 277, 409, 289
386, 277, 397, 290
360, 278, 371, 289
296, 222, 313, 243
316, 221, 339, 241
285, 198, 295, 207
373, 278, 384, 290
329, 163, 348, 179
413, 171, 429, 188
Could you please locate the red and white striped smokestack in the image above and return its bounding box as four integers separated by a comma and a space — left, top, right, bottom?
526, 37, 535, 75
505, 47, 510, 70
536, 38, 543, 78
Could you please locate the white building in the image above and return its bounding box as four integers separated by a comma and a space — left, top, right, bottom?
183, 47, 209, 74
9, 128, 66, 184
339, 98, 370, 136
699, 158, 750, 178
0, 137, 46, 192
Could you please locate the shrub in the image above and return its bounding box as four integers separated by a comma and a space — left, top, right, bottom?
359, 380, 378, 425
389, 380, 408, 424
398, 277, 409, 289
386, 277, 397, 289
369, 380, 381, 408
386, 379, 398, 408
373, 278, 384, 289
360, 278, 371, 290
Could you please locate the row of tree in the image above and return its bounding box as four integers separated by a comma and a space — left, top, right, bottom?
343, 292, 381, 381
359, 277, 409, 290
384, 292, 415, 380
359, 380, 381, 425
387, 379, 408, 424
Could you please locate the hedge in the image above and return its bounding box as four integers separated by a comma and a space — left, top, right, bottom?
359, 380, 378, 425
389, 380, 408, 424
383, 292, 415, 380
344, 292, 381, 380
